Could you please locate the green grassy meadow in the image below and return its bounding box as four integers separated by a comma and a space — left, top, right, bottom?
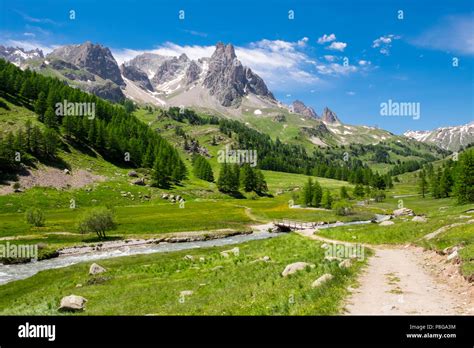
0, 233, 369, 315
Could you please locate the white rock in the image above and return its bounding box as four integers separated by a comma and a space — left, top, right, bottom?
183, 255, 194, 261
379, 221, 395, 226
281, 262, 315, 277
447, 250, 458, 261
393, 208, 415, 217
59, 295, 87, 312
220, 247, 239, 257
89, 263, 106, 275
339, 259, 352, 268
412, 216, 427, 223
180, 290, 193, 297
311, 274, 333, 288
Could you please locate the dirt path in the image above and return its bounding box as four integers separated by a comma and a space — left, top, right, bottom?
0, 166, 105, 195
296, 230, 473, 315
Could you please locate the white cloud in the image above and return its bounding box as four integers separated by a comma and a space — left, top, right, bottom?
151, 43, 215, 60
315, 63, 358, 75
182, 29, 208, 38
317, 33, 336, 44
23, 32, 35, 38
4, 39, 57, 54
346, 91, 356, 96
379, 48, 390, 56
327, 41, 347, 51
14, 10, 59, 25
112, 43, 215, 65
372, 34, 401, 55
297, 37, 309, 47
358, 59, 371, 66
324, 55, 336, 62
410, 14, 474, 56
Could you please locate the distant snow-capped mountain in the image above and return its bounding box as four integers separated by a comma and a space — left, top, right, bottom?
404, 122, 474, 151
0, 45, 43, 67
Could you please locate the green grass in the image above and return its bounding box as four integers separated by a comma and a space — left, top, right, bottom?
317, 196, 473, 244
0, 96, 42, 134
0, 233, 370, 315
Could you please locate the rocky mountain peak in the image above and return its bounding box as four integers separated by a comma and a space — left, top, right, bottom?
178, 53, 189, 62
203, 42, 274, 107
321, 107, 341, 124
120, 64, 153, 91
184, 60, 202, 85
48, 41, 124, 86
292, 100, 318, 119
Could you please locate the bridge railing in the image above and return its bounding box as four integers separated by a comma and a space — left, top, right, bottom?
273, 220, 317, 230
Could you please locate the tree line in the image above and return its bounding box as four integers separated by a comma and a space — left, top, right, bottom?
217, 163, 267, 195
0, 59, 186, 187
418, 149, 473, 204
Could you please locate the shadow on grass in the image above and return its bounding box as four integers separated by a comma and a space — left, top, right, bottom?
82, 235, 124, 243
0, 91, 34, 110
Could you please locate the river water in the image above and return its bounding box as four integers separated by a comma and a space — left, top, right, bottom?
0, 218, 378, 286
0, 231, 280, 285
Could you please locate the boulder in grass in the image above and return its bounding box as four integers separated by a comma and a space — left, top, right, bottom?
311, 274, 333, 288
281, 262, 315, 277
180, 290, 193, 297
379, 221, 394, 226
339, 259, 352, 268
412, 216, 427, 223
183, 255, 194, 261
132, 178, 145, 186
89, 263, 106, 275
127, 171, 138, 177
250, 255, 271, 264
220, 247, 240, 258
59, 295, 87, 312
393, 208, 415, 217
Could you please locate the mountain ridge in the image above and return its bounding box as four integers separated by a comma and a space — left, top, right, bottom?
404, 121, 474, 151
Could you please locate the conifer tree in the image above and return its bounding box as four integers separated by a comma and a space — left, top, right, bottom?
418, 169, 428, 198
321, 189, 333, 209
34, 91, 47, 122
44, 106, 58, 129
312, 180, 323, 207
303, 177, 313, 206
241, 164, 256, 192
453, 149, 474, 204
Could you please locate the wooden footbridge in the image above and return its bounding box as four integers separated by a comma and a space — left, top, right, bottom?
273, 219, 319, 232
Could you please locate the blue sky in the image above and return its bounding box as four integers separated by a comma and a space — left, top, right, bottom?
1, 0, 473, 134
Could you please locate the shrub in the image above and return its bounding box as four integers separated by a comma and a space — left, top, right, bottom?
333, 200, 353, 216
25, 208, 45, 227
77, 207, 116, 239
371, 190, 386, 202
